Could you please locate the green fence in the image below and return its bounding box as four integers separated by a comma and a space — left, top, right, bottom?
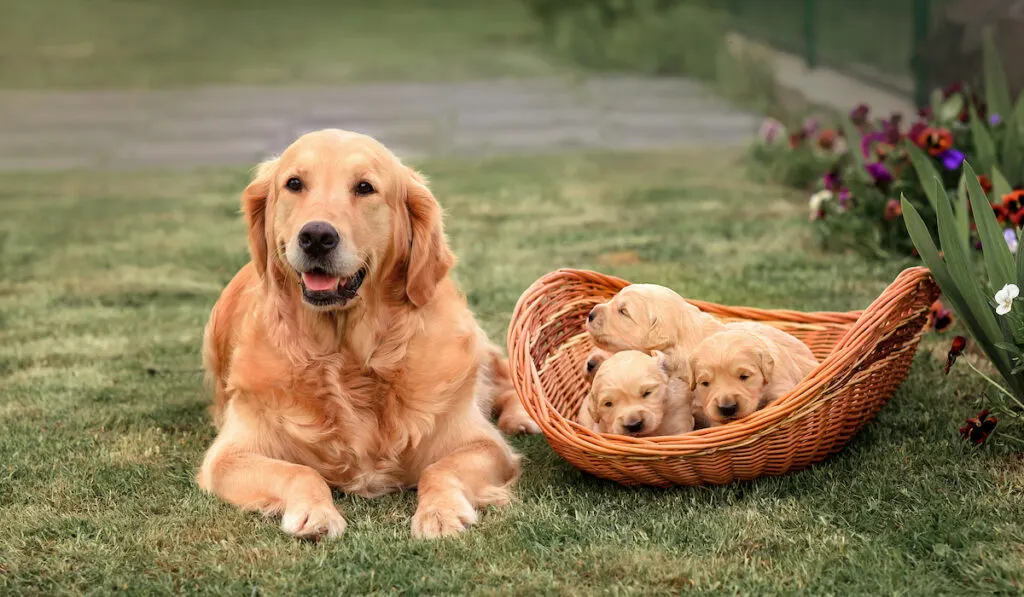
726, 0, 940, 107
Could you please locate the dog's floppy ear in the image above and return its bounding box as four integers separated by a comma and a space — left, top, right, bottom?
241, 157, 278, 279
400, 168, 455, 307
752, 338, 775, 385
577, 386, 598, 430
687, 354, 698, 392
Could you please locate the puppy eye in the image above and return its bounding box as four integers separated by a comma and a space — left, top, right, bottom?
618, 307, 628, 315
739, 374, 750, 381
700, 381, 710, 387
641, 389, 653, 398
603, 401, 613, 408
285, 177, 303, 192
354, 181, 375, 196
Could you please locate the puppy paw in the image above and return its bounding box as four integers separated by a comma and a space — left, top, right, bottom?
411, 495, 478, 539
281, 501, 346, 540
498, 409, 541, 435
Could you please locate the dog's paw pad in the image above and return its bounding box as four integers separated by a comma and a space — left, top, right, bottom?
281, 502, 346, 540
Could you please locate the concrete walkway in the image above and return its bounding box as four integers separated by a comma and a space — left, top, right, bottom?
0, 77, 760, 171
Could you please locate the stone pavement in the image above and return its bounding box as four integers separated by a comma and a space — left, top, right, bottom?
0, 77, 760, 171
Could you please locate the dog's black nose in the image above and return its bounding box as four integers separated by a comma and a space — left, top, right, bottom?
587, 308, 597, 322
298, 221, 340, 258
586, 359, 598, 373
718, 403, 738, 418
623, 419, 644, 433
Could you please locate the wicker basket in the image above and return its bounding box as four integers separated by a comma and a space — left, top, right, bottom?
507, 266, 939, 487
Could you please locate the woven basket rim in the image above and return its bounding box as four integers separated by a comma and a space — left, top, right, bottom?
507, 266, 936, 457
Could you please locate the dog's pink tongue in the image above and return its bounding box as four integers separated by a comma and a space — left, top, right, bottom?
302, 272, 340, 292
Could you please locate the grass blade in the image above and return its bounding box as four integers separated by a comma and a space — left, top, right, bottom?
964, 161, 1014, 286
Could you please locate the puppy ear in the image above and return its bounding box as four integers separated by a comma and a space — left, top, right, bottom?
756, 343, 775, 385
242, 158, 278, 280
402, 168, 455, 307
577, 387, 598, 430
687, 356, 698, 392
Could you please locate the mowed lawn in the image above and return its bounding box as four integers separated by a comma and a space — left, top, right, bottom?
1, 150, 1023, 595
0, 0, 567, 89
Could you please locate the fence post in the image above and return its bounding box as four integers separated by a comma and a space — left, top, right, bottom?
804, 0, 818, 68
912, 0, 931, 108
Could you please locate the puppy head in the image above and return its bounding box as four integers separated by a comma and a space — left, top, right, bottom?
688, 330, 775, 426
585, 284, 685, 352
583, 350, 674, 437
582, 348, 614, 382
242, 129, 454, 311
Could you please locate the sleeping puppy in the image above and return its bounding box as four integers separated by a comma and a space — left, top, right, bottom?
688, 322, 819, 427
585, 284, 723, 362
577, 350, 693, 437
582, 347, 614, 383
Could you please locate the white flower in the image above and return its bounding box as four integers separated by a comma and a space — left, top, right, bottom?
808, 190, 833, 221
995, 283, 1019, 315
1005, 228, 1018, 254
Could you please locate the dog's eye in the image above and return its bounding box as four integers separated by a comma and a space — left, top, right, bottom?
603, 401, 613, 408
700, 381, 710, 387
641, 389, 653, 398
739, 374, 750, 381
354, 181, 375, 196
285, 177, 303, 192
618, 307, 629, 317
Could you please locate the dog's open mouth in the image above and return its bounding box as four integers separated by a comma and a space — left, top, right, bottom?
299, 266, 367, 307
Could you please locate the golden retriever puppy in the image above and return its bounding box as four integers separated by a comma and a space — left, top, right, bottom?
577, 350, 693, 437
582, 347, 614, 382
585, 284, 723, 363
688, 322, 819, 427
198, 129, 535, 540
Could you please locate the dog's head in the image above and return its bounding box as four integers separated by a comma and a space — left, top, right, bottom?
580, 350, 675, 437
585, 284, 686, 352
242, 129, 454, 311
688, 330, 774, 426
582, 347, 614, 383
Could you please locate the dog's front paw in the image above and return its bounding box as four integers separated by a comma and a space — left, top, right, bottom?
498, 409, 541, 435
281, 501, 347, 540
411, 495, 478, 539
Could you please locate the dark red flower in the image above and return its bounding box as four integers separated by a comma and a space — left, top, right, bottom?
978, 174, 993, 195
918, 105, 933, 119
960, 409, 997, 445
1002, 190, 1024, 221
945, 335, 967, 375
907, 120, 928, 145
817, 128, 839, 150
916, 127, 954, 156
884, 198, 903, 221
942, 81, 964, 98
929, 301, 955, 333
850, 103, 870, 126
992, 202, 1008, 224
788, 131, 806, 148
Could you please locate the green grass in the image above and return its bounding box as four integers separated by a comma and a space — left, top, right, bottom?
2, 150, 1023, 595
0, 0, 569, 89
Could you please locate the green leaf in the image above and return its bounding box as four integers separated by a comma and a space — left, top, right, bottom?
905, 197, 1018, 390
984, 27, 1013, 123
905, 142, 945, 213
939, 93, 965, 123
1001, 96, 1024, 186
1016, 228, 1024, 288
993, 166, 1014, 198
955, 176, 970, 249
969, 102, 997, 174
964, 161, 1014, 287
841, 117, 865, 174
996, 342, 1024, 355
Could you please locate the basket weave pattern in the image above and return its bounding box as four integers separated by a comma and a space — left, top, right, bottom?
507, 267, 939, 486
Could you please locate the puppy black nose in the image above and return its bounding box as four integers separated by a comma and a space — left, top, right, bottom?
718, 403, 738, 417
623, 419, 644, 433
587, 308, 597, 322
586, 359, 598, 373
298, 221, 340, 258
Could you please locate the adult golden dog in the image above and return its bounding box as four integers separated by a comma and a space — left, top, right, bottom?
198, 129, 536, 540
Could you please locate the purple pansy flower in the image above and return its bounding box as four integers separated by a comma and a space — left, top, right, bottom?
866, 161, 892, 184
823, 169, 841, 191
989, 113, 1001, 126
939, 148, 965, 171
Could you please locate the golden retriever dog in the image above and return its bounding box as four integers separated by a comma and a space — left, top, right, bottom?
582, 347, 614, 383
577, 350, 693, 437
688, 322, 819, 427
585, 284, 723, 364
197, 129, 538, 540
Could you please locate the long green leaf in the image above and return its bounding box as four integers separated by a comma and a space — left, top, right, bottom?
955, 173, 970, 248
1016, 228, 1024, 287
999, 95, 1024, 185
993, 166, 1014, 198
984, 27, 1013, 123
905, 142, 946, 213
964, 161, 1014, 286
903, 197, 1017, 385
969, 102, 997, 174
